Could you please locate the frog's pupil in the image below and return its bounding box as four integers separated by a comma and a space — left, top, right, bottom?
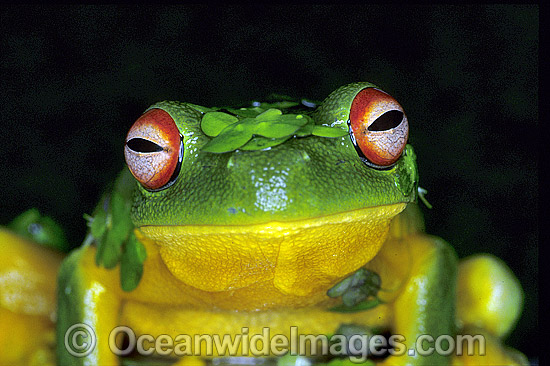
127, 138, 163, 153
368, 110, 403, 131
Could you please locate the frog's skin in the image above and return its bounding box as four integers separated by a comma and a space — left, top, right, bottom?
0, 83, 526, 366
1, 210, 66, 365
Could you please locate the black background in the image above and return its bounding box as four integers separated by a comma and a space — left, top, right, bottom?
1, 5, 538, 360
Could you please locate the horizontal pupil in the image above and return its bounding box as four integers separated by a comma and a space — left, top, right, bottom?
368, 110, 403, 131
127, 138, 163, 153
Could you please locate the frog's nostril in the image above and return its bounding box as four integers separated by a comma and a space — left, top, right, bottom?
127, 138, 163, 153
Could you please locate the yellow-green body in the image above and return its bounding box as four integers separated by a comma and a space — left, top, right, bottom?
0, 83, 525, 365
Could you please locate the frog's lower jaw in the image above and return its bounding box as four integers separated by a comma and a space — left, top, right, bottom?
135, 203, 406, 310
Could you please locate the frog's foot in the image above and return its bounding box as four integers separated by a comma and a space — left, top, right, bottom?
0, 308, 57, 366
451, 326, 528, 366
326, 268, 382, 310
456, 254, 523, 338
0, 228, 64, 366
454, 254, 527, 365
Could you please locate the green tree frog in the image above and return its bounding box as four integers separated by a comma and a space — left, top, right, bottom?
0, 83, 526, 365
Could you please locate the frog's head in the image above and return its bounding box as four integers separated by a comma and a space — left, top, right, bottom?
123, 82, 418, 301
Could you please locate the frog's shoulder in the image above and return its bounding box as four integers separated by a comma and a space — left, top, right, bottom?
387, 203, 425, 239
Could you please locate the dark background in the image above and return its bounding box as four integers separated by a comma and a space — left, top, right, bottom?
1, 5, 538, 360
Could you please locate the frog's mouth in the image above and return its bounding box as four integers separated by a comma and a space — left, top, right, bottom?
137, 203, 406, 297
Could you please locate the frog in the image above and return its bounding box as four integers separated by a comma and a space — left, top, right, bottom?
0, 82, 527, 366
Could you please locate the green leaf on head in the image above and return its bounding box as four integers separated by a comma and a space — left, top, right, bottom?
199, 106, 347, 153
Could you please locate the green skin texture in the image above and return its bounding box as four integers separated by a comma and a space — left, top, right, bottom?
132, 82, 417, 226
56, 82, 457, 365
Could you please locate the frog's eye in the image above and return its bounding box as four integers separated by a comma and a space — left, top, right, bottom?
349, 88, 408, 167
124, 108, 183, 190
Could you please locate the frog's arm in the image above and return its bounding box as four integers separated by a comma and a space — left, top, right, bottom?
329, 205, 526, 365
56, 245, 122, 365
380, 212, 527, 365
328, 205, 457, 365
372, 233, 457, 366
56, 168, 143, 365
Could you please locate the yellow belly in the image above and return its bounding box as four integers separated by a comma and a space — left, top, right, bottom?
134, 203, 406, 310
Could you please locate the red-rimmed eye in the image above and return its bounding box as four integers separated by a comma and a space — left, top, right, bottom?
349, 88, 409, 167
124, 108, 182, 190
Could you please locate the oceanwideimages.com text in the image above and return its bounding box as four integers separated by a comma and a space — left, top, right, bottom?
65, 324, 486, 362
